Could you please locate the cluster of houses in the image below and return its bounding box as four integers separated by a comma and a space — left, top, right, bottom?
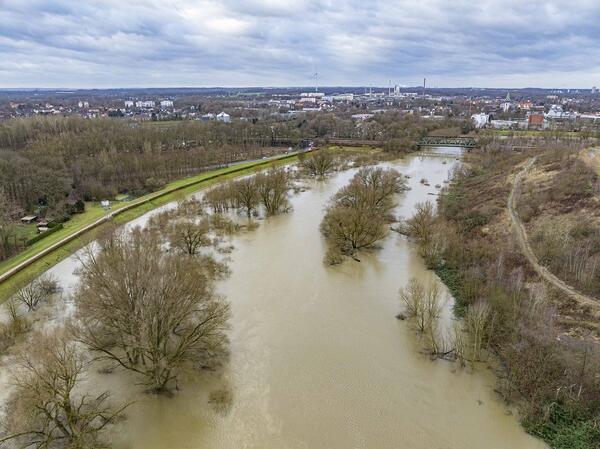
20, 215, 53, 233
472, 105, 600, 130
124, 100, 174, 109
199, 112, 231, 123
470, 90, 600, 129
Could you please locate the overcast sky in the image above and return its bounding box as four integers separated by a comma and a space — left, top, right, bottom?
1, 0, 600, 89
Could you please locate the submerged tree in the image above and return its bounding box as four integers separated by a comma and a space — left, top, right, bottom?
204, 183, 234, 214
232, 177, 259, 218
204, 169, 290, 218
321, 205, 389, 255
321, 167, 405, 260
0, 331, 125, 449
0, 300, 31, 356
300, 151, 337, 177
255, 168, 291, 216
399, 278, 444, 333
73, 228, 230, 393
168, 218, 211, 255
12, 273, 60, 311
401, 201, 446, 268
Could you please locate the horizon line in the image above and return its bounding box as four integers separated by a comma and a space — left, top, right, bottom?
0, 85, 594, 92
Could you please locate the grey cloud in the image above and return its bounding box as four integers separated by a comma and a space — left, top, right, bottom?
1, 0, 600, 87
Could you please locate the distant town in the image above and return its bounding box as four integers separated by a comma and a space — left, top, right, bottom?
2, 85, 600, 131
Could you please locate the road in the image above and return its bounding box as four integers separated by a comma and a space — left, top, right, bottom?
508, 157, 599, 312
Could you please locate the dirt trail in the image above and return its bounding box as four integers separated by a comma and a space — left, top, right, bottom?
508, 157, 599, 312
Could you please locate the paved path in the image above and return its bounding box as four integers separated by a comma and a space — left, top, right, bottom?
508, 157, 599, 311
0, 152, 305, 286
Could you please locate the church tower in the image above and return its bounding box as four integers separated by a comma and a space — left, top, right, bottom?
502, 92, 511, 112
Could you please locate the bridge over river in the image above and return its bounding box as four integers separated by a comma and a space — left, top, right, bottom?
418, 136, 477, 148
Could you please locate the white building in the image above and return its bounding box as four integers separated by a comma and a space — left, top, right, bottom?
546, 104, 565, 120
78, 101, 89, 108
160, 100, 174, 108
124, 101, 134, 108
545, 104, 575, 120
471, 113, 490, 128
135, 100, 155, 108
300, 92, 325, 98
490, 119, 527, 129
323, 93, 354, 102
351, 113, 374, 121
502, 92, 511, 112
216, 112, 231, 123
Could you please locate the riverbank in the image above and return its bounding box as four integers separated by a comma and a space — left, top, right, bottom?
422, 145, 600, 449
0, 151, 307, 300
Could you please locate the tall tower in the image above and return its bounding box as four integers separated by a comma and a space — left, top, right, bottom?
422, 78, 426, 96
502, 91, 511, 112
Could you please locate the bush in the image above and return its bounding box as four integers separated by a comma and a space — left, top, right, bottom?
525, 405, 600, 449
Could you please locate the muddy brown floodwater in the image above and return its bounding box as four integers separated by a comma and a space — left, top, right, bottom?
2, 148, 547, 449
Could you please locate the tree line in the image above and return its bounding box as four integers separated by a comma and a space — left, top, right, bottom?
204, 167, 292, 217
0, 113, 444, 216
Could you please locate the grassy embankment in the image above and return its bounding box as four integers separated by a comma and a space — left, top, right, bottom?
0, 152, 305, 300
416, 142, 599, 449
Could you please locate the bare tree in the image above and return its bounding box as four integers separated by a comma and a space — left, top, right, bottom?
0, 300, 31, 355
168, 218, 210, 255
255, 168, 290, 216
403, 201, 436, 242
204, 183, 234, 213
321, 167, 403, 259
350, 167, 406, 207
463, 301, 492, 362
300, 151, 337, 177
13, 274, 59, 311
13, 282, 45, 312
233, 177, 259, 218
399, 278, 444, 333
333, 167, 404, 214
321, 206, 388, 256
73, 229, 230, 393
0, 330, 126, 449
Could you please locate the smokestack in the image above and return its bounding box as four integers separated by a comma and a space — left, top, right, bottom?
423, 78, 426, 97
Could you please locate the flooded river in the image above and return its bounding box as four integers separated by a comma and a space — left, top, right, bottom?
2, 148, 546, 449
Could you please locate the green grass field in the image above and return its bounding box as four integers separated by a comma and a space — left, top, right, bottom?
325, 145, 383, 153
0, 153, 302, 300
14, 224, 38, 242
0, 203, 116, 276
